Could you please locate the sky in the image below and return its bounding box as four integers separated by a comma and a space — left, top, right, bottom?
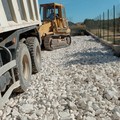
39, 0, 120, 23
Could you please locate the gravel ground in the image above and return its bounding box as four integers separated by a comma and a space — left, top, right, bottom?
1, 36, 120, 120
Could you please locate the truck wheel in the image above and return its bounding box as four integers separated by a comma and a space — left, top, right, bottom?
15, 43, 32, 92
26, 37, 41, 74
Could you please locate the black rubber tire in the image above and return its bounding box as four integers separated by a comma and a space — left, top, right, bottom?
15, 43, 32, 92
26, 37, 41, 74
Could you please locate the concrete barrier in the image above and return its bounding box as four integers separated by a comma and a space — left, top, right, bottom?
86, 30, 120, 56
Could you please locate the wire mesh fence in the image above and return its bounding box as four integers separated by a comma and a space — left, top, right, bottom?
85, 4, 120, 44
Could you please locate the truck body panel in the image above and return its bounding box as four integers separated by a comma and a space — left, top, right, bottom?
0, 0, 42, 108
0, 0, 41, 33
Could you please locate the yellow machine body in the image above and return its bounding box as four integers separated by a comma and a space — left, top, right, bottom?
39, 3, 71, 50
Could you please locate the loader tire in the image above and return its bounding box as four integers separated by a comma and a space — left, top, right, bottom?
15, 43, 32, 92
26, 37, 41, 74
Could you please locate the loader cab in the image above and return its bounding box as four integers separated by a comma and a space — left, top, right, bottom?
40, 3, 67, 22
40, 3, 68, 28
40, 3, 70, 35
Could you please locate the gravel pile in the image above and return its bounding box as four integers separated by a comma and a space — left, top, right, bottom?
1, 36, 120, 120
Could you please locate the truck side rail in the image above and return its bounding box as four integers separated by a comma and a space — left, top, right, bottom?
0, 60, 21, 109
0, 60, 16, 76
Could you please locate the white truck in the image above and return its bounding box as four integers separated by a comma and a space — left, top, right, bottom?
0, 0, 42, 108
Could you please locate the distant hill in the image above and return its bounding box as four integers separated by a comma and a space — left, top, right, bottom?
68, 21, 76, 26
68, 21, 86, 36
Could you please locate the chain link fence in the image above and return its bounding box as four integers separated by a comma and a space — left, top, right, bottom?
85, 4, 120, 44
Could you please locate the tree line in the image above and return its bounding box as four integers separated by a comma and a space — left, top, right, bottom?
83, 18, 120, 32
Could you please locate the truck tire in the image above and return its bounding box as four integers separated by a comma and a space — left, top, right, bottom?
26, 37, 41, 74
15, 43, 32, 92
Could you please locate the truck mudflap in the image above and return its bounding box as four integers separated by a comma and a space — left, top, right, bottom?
0, 60, 20, 109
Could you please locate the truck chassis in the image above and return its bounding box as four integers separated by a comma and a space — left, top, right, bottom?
0, 26, 41, 108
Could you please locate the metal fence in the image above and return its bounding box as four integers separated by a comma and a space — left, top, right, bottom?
86, 4, 120, 44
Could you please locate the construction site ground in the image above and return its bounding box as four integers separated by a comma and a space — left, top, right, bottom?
1, 36, 120, 120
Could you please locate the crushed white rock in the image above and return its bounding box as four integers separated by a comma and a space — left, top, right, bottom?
0, 36, 120, 120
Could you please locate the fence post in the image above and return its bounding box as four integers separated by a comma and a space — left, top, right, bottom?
113, 5, 116, 44
98, 15, 100, 37
107, 9, 109, 41
97, 16, 99, 36
100, 15, 101, 37
103, 12, 105, 39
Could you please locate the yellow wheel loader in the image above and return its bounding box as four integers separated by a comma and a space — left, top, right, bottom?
39, 3, 71, 50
